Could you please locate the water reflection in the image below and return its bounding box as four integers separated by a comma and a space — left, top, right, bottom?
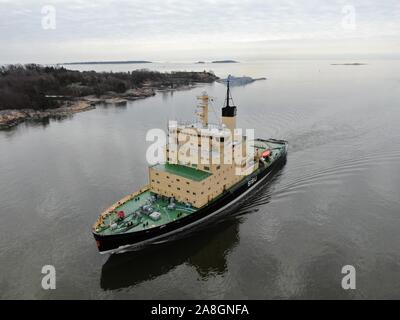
160, 90, 174, 101
28, 117, 51, 128
2, 117, 52, 135
100, 218, 240, 290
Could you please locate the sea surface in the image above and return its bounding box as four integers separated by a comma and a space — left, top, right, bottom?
1, 60, 400, 299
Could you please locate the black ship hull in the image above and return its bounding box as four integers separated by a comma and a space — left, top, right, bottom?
93, 141, 288, 254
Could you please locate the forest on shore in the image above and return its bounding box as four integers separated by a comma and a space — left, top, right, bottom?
0, 64, 218, 111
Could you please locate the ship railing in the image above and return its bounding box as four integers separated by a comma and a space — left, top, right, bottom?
93, 185, 151, 230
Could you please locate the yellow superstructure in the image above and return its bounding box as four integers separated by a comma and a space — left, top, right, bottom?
149, 84, 258, 208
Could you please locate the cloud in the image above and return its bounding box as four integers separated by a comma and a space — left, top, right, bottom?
0, 0, 399, 63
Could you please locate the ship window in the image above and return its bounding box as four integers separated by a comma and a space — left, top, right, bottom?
168, 185, 171, 188
186, 182, 190, 185
166, 175, 170, 179
151, 179, 155, 182
193, 192, 196, 195
176, 178, 180, 182
155, 173, 159, 176
216, 165, 220, 170
201, 192, 204, 195
177, 187, 181, 190
187, 190, 190, 193
204, 166, 210, 171
220, 137, 224, 142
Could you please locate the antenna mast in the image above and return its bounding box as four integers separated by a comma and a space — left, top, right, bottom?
226, 75, 230, 107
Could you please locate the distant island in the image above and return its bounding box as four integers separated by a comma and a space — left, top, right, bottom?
62, 60, 152, 65
195, 61, 206, 64
212, 60, 238, 64
0, 64, 218, 129
331, 63, 367, 66
217, 75, 266, 86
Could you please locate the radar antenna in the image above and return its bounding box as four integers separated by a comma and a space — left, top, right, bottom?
224, 75, 235, 107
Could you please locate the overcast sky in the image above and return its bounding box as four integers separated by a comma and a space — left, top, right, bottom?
1, 0, 400, 64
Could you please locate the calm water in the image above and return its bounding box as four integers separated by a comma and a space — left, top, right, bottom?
1, 60, 400, 299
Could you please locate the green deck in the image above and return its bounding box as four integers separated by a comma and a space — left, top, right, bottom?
153, 163, 212, 181
96, 191, 198, 235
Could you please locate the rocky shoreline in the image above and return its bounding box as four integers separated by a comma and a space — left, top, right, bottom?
1, 86, 177, 129
0, 100, 95, 129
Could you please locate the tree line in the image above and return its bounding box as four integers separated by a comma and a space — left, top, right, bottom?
0, 64, 217, 111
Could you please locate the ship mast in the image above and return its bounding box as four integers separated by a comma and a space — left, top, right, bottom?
226, 75, 231, 107
221, 75, 237, 132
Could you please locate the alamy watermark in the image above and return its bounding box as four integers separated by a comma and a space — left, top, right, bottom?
341, 265, 356, 290
341, 5, 356, 31
41, 265, 56, 290
41, 5, 56, 30
146, 121, 256, 176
